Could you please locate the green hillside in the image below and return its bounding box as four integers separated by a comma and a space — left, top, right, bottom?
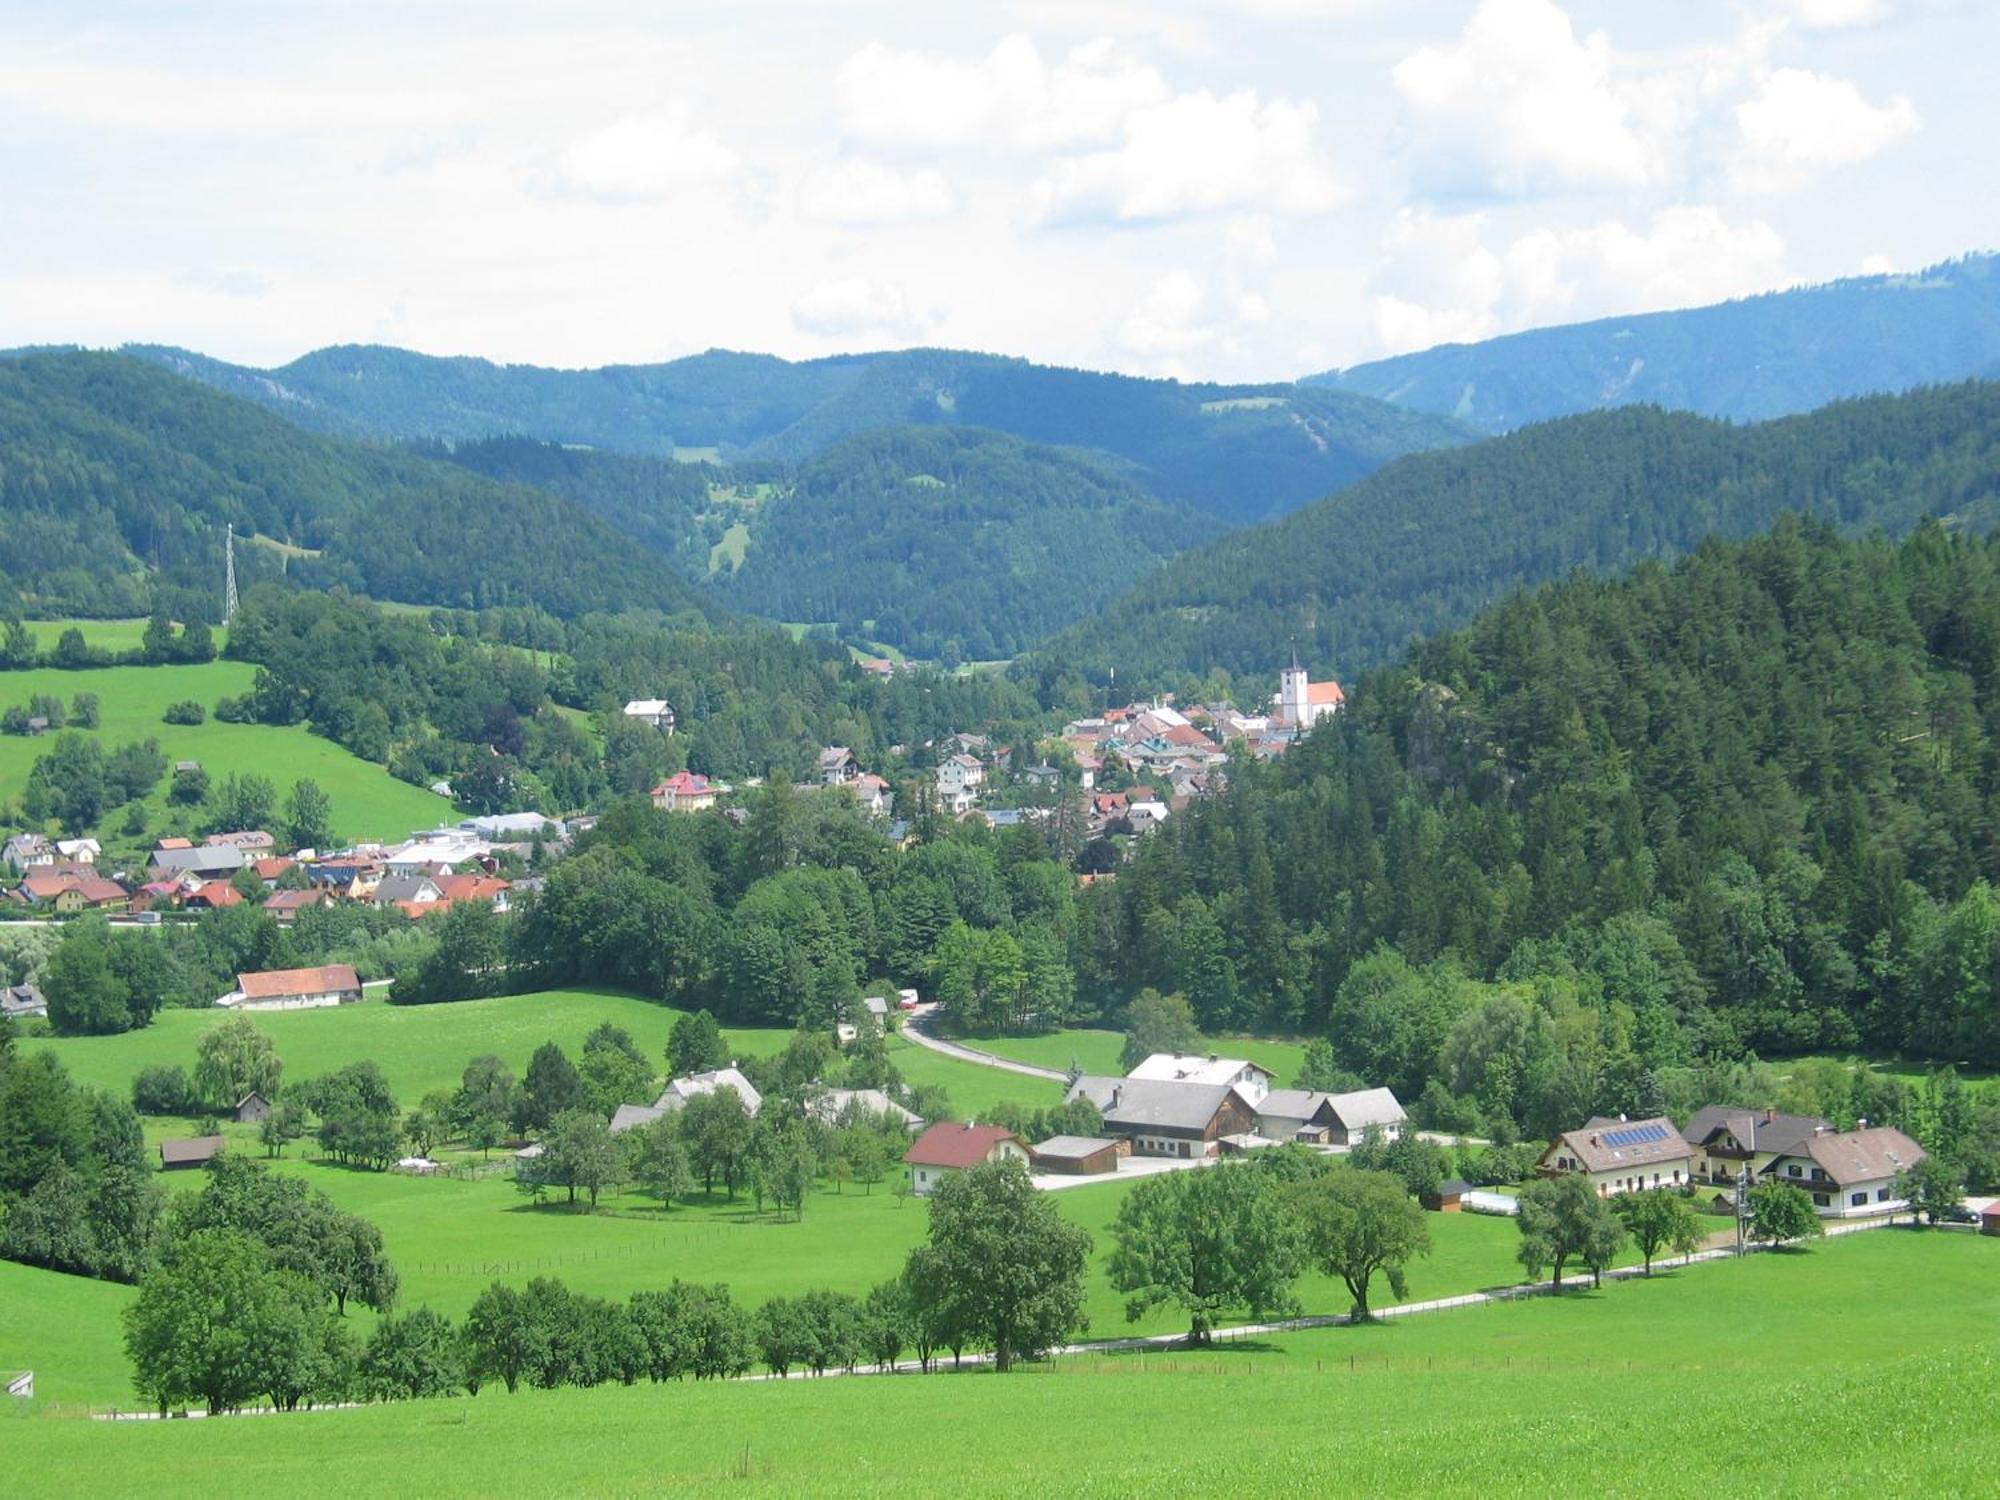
126, 343, 1472, 527
0, 659, 449, 844
5, 1231, 1993, 1494
1030, 381, 2000, 692
1313, 252, 2000, 433
713, 427, 1219, 658
0, 351, 719, 621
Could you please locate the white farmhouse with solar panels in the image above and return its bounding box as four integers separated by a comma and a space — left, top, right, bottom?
1537, 1115, 1694, 1198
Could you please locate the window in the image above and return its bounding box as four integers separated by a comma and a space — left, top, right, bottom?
1876, 1188, 1889, 1202
1850, 1192, 1867, 1207
1787, 1164, 1801, 1178
1812, 1193, 1830, 1207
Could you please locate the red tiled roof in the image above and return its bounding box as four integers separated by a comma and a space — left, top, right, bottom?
434, 873, 510, 904
652, 771, 713, 797
237, 964, 361, 1000
262, 889, 329, 912
902, 1122, 1022, 1169
1307, 681, 1345, 706
190, 881, 243, 908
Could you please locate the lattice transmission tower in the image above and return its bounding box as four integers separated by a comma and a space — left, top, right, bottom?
224, 523, 239, 623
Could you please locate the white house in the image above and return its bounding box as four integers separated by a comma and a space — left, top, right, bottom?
1760, 1125, 1926, 1217
902, 1122, 1027, 1195
1538, 1116, 1695, 1198
655, 1066, 762, 1118
53, 837, 101, 865
623, 699, 675, 733
818, 747, 860, 785
2, 834, 54, 873
1681, 1106, 1833, 1185
850, 774, 893, 817
1128, 1053, 1274, 1106
936, 753, 985, 798
1255, 1086, 1407, 1146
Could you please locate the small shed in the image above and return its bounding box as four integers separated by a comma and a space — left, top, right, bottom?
1031, 1135, 1126, 1176
234, 1091, 272, 1124
159, 1135, 225, 1171
1425, 1177, 1473, 1213
1982, 1202, 2000, 1238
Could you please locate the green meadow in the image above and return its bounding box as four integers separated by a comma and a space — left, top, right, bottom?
0, 658, 449, 844
5, 1229, 1993, 1496
19, 619, 195, 656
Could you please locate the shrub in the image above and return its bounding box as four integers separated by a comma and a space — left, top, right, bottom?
132, 1064, 195, 1115
162, 700, 206, 726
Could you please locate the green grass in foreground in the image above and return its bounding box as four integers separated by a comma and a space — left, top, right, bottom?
0, 659, 449, 844
22, 990, 791, 1111
6, 1230, 1994, 1497
973, 1028, 1310, 1086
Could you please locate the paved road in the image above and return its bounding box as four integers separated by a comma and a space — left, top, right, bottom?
900, 1005, 1069, 1081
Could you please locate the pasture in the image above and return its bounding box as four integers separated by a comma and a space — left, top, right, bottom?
5, 1229, 1993, 1496
0, 659, 449, 844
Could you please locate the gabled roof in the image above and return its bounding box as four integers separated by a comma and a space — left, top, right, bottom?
1774, 1126, 1926, 1186
160, 1135, 225, 1166
1257, 1089, 1335, 1122
1030, 1134, 1121, 1160
1682, 1105, 1831, 1158
652, 771, 713, 797
1128, 1054, 1273, 1088
609, 1102, 668, 1135
1067, 1075, 1242, 1133
1326, 1088, 1407, 1131
263, 888, 332, 912
807, 1088, 922, 1128
237, 963, 361, 1000
656, 1067, 762, 1116
902, 1121, 1021, 1169
1545, 1116, 1693, 1174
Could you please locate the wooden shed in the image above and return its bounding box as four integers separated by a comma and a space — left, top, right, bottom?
1982, 1202, 2000, 1238
1030, 1135, 1128, 1176
234, 1091, 272, 1124
1424, 1177, 1473, 1213
159, 1135, 225, 1171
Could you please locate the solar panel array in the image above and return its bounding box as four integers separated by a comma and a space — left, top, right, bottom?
1602, 1122, 1670, 1148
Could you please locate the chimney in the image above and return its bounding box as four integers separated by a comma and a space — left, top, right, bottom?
1110, 1086, 1122, 1110
1764, 1108, 1775, 1124
1857, 1117, 1868, 1129
1618, 1113, 1628, 1123
1590, 1134, 1600, 1147
1814, 1124, 1828, 1135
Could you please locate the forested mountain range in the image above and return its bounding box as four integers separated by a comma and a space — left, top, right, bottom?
0, 352, 719, 622
712, 427, 1218, 659
1311, 253, 2000, 433
1028, 382, 2000, 699
1080, 520, 2000, 1138
124, 342, 1472, 527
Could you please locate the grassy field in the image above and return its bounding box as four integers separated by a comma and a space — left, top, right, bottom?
974, 1028, 1311, 1086
5, 1229, 1993, 1495
22, 989, 791, 1110
19, 618, 218, 656
0, 659, 449, 844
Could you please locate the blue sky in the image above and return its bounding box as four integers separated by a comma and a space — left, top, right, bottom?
0, 0, 1989, 379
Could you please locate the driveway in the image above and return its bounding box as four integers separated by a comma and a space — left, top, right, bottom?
900, 1005, 1069, 1081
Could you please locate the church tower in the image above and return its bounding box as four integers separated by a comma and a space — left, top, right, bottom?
1278, 644, 1310, 726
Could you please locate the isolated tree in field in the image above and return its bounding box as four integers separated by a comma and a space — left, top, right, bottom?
194, 1015, 283, 1108
1290, 1164, 1431, 1320
1516, 1173, 1625, 1291
667, 1008, 728, 1077
1749, 1181, 1825, 1248
763, 1117, 820, 1220
1119, 988, 1203, 1071
516, 1041, 582, 1132
453, 1054, 515, 1155
539, 1107, 626, 1208
1895, 1155, 1966, 1226
1109, 1160, 1304, 1344
283, 778, 334, 852
681, 1086, 756, 1196
905, 1157, 1091, 1372
842, 1127, 890, 1193
206, 771, 277, 834
1614, 1189, 1706, 1274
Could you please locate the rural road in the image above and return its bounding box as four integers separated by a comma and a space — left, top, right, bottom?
900, 1005, 1069, 1081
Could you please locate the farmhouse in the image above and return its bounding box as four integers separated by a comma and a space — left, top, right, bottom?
1128, 1053, 1274, 1105
150, 844, 245, 882
219, 963, 364, 1011
1760, 1125, 1926, 1217
656, 1066, 762, 1117
1254, 1086, 1407, 1146
1682, 1106, 1834, 1185
1029, 1135, 1126, 1176
160, 1136, 225, 1170
609, 1102, 668, 1135
902, 1122, 1028, 1195
806, 1088, 923, 1130
1066, 1076, 1259, 1159
1538, 1116, 1695, 1197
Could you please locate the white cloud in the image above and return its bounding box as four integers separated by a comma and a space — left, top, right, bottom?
1370, 205, 1787, 354
1860, 252, 1895, 275
561, 111, 740, 200
834, 35, 1167, 152
790, 277, 929, 339
1392, 0, 1656, 199
799, 159, 956, 225
1035, 89, 1339, 225
1106, 217, 1282, 376
1736, 67, 1918, 169
1782, 0, 1890, 27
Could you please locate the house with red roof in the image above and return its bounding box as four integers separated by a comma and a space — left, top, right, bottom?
651, 771, 719, 813
902, 1121, 1028, 1196
263, 887, 337, 924
13, 869, 128, 913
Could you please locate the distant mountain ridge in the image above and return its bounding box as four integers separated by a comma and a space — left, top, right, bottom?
1027, 380, 2000, 696
123, 342, 1472, 528
1311, 253, 2000, 433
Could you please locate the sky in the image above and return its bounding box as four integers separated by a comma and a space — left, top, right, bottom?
0, 0, 1991, 381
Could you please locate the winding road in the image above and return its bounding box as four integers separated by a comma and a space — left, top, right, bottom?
899, 1004, 1069, 1081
